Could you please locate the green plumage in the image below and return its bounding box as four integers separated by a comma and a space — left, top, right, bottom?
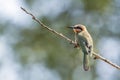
77, 35, 90, 71
83, 52, 89, 71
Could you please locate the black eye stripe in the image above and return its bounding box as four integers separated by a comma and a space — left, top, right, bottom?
74, 26, 82, 30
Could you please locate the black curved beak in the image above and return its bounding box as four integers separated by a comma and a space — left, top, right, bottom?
67, 26, 74, 29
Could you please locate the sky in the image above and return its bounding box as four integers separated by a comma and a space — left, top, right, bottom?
0, 36, 21, 80
97, 37, 120, 80
0, 0, 31, 26
0, 0, 61, 80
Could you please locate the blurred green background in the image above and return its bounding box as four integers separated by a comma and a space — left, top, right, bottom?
0, 0, 120, 80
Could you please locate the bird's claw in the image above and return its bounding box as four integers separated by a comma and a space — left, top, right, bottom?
74, 43, 79, 48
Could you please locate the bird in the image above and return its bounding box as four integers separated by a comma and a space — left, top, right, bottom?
68, 24, 93, 71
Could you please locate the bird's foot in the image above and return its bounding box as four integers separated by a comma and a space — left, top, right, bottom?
74, 43, 79, 48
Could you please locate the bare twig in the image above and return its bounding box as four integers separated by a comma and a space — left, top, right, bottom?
93, 52, 120, 69
21, 7, 120, 70
20, 7, 75, 44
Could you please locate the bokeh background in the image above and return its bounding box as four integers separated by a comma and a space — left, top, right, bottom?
0, 0, 120, 80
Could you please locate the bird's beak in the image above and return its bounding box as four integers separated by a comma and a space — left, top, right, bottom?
67, 26, 74, 29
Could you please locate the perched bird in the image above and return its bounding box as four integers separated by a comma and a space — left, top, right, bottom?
68, 24, 93, 71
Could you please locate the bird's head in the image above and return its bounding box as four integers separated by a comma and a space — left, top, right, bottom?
68, 24, 86, 34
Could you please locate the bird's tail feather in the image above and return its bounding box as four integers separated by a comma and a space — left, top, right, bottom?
83, 53, 89, 71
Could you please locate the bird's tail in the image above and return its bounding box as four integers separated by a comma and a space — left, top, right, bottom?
83, 53, 89, 71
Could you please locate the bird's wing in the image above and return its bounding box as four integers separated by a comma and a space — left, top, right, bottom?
77, 35, 88, 54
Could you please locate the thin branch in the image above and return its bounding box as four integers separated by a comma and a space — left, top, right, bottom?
21, 7, 120, 70
93, 52, 120, 70
20, 7, 75, 45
